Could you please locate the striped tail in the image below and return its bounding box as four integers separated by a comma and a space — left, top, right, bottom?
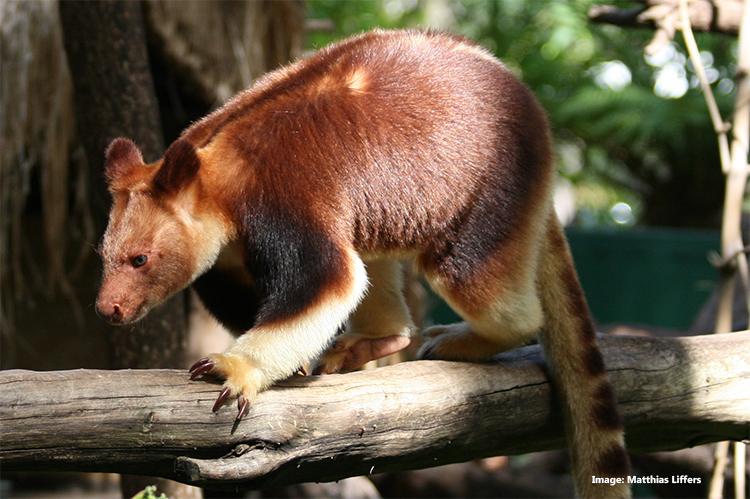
536, 215, 631, 498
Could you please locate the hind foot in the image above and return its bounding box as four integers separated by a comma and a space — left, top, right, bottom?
313, 334, 412, 374
417, 323, 508, 361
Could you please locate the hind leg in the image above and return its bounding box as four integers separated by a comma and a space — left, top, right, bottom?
417, 245, 543, 361
314, 258, 415, 373
418, 280, 543, 361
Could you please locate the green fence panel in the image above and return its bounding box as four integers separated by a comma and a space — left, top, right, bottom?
565, 228, 719, 330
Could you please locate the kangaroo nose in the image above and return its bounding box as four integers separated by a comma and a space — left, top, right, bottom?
96, 300, 124, 324
111, 304, 123, 322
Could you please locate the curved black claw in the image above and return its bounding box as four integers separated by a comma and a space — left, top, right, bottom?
237, 397, 250, 421
213, 386, 231, 413
189, 357, 215, 380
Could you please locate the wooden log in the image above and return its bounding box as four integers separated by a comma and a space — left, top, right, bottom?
1, 332, 749, 490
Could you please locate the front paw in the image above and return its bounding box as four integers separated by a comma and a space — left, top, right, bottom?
189, 353, 267, 420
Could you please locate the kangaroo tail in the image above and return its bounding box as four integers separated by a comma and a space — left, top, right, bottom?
536, 214, 631, 498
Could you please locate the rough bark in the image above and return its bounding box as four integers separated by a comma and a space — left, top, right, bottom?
58, 0, 189, 378
2, 332, 749, 490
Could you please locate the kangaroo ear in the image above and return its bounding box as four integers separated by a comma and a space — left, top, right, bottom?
153, 139, 201, 195
104, 138, 146, 186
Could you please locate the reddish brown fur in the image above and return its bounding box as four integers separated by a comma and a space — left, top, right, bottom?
189, 31, 554, 320
104, 138, 154, 191
96, 30, 629, 497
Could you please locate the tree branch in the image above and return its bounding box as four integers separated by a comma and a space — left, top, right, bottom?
2, 332, 749, 490
590, 0, 743, 36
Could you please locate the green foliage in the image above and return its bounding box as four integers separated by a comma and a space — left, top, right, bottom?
131, 485, 168, 499
306, 0, 738, 227
307, 0, 423, 47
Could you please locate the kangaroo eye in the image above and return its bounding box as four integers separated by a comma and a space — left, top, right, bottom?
131, 255, 148, 268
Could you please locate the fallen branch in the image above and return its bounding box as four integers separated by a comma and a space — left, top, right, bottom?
1, 332, 749, 490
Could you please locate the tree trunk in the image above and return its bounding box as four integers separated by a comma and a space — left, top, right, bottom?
59, 0, 189, 371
